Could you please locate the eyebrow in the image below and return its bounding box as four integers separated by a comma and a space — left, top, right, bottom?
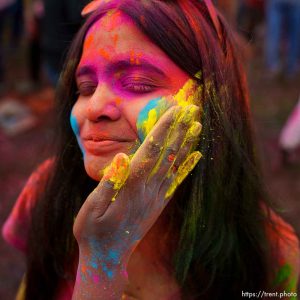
107, 59, 166, 76
76, 65, 96, 78
76, 58, 167, 78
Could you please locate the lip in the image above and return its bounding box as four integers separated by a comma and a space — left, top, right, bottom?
81, 135, 134, 155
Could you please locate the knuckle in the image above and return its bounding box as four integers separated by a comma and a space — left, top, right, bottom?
147, 140, 162, 156
165, 146, 177, 158
178, 120, 190, 131
161, 108, 178, 128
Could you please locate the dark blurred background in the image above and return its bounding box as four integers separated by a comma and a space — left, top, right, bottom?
0, 0, 299, 299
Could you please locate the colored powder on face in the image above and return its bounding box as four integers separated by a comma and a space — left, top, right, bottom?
173, 78, 202, 107
136, 97, 170, 142
84, 34, 94, 51
115, 97, 122, 105
135, 78, 203, 183
70, 114, 79, 135
177, 104, 199, 125
102, 10, 123, 32
148, 105, 198, 180
70, 113, 85, 156
129, 50, 142, 65
136, 78, 202, 143
99, 48, 110, 60
113, 34, 118, 47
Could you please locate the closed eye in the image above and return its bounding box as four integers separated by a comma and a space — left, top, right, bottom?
77, 81, 97, 97
122, 82, 157, 93
119, 76, 159, 94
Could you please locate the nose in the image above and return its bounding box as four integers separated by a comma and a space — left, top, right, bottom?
86, 83, 121, 122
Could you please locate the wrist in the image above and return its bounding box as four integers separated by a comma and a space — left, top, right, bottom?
77, 241, 130, 282
73, 251, 128, 300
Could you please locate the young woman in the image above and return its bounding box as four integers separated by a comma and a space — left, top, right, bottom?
3, 0, 299, 299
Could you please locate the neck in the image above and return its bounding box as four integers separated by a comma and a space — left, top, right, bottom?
133, 199, 179, 268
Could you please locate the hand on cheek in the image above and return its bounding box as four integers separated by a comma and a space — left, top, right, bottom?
73, 102, 203, 293
136, 78, 202, 143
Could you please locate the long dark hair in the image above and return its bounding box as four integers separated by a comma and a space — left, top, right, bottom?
25, 1, 277, 299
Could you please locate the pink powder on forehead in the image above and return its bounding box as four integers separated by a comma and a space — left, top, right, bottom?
97, 10, 132, 32
98, 48, 111, 60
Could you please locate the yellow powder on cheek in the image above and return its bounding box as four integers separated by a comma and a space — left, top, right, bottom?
173, 79, 202, 107
139, 79, 202, 141
142, 109, 157, 137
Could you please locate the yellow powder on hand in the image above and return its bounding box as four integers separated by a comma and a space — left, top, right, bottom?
102, 154, 130, 200
165, 151, 202, 199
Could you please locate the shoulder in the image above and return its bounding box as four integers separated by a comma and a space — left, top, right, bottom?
2, 158, 55, 252
265, 208, 300, 293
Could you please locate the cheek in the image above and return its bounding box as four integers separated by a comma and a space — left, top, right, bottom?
134, 78, 200, 142
70, 113, 80, 136
70, 102, 85, 133
70, 105, 85, 156
136, 97, 173, 142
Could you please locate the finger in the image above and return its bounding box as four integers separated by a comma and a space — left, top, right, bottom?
137, 95, 175, 143
87, 153, 130, 217
147, 104, 200, 182
129, 105, 181, 179
164, 151, 202, 200
167, 121, 202, 177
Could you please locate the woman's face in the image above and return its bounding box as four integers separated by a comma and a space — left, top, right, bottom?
71, 12, 191, 181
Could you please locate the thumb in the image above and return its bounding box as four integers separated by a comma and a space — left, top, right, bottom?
87, 153, 130, 217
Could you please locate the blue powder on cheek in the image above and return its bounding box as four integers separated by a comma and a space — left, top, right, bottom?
70, 114, 80, 135
70, 113, 85, 156
136, 97, 163, 142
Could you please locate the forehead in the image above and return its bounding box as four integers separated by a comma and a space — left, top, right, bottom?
80, 11, 175, 68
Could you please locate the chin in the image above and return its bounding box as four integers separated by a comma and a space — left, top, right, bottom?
82, 142, 138, 181
83, 154, 114, 181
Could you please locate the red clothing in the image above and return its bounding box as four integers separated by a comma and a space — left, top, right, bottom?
2, 159, 74, 300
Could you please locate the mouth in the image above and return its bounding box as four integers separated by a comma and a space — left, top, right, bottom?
82, 135, 135, 155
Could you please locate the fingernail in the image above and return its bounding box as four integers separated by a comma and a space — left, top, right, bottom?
178, 105, 199, 125
103, 153, 130, 190
186, 151, 202, 170
176, 151, 202, 184
187, 122, 202, 138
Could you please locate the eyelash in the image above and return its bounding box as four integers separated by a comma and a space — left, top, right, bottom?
121, 82, 157, 94
119, 76, 158, 94
76, 82, 97, 97
76, 77, 159, 96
